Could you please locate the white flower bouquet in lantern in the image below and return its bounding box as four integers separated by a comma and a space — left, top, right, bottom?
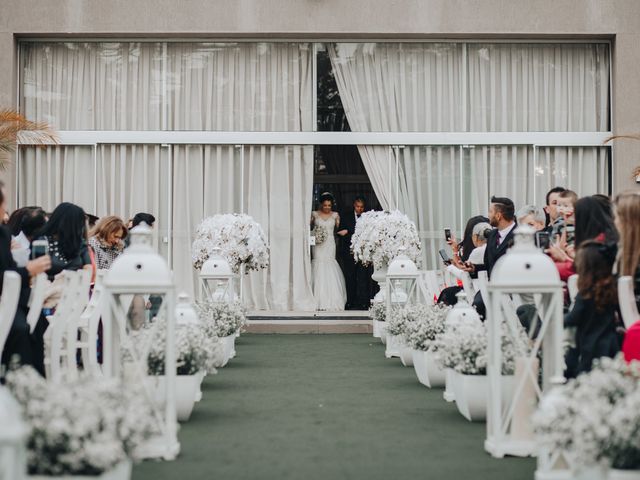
195, 300, 247, 338
403, 304, 451, 352
533, 356, 640, 471
369, 301, 386, 322
350, 210, 422, 269
5, 366, 156, 477
192, 213, 269, 273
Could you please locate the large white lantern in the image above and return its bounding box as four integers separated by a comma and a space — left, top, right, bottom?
385, 254, 421, 316
485, 225, 564, 458
199, 249, 238, 303
0, 386, 27, 480
102, 223, 179, 460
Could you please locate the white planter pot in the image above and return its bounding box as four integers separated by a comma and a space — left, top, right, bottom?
443, 368, 456, 402
372, 264, 388, 302
372, 319, 382, 338
148, 374, 201, 422
379, 323, 387, 344
449, 371, 515, 422
385, 333, 401, 358
28, 460, 132, 480
195, 371, 205, 402
609, 469, 640, 480
221, 334, 237, 366
412, 350, 446, 388
399, 344, 413, 367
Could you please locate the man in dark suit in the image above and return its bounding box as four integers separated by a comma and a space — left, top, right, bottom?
337, 196, 368, 309
462, 195, 517, 318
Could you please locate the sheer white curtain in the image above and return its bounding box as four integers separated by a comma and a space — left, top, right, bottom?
329, 42, 610, 268
168, 43, 315, 310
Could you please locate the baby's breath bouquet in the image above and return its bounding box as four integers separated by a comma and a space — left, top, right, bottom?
369, 301, 386, 322
387, 306, 414, 337
402, 304, 451, 351
192, 213, 269, 273
5, 366, 156, 476
533, 357, 640, 470
142, 321, 223, 375
196, 300, 247, 338
351, 210, 422, 268
312, 224, 328, 245
434, 319, 528, 375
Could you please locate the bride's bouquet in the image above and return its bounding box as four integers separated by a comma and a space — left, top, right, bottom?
312, 224, 328, 245
350, 210, 422, 268
192, 213, 269, 273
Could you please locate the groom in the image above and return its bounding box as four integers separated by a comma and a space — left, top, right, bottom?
337, 196, 371, 310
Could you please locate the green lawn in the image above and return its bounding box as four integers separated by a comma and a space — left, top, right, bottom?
133, 334, 535, 480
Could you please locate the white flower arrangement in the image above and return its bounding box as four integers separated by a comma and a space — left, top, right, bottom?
142, 321, 224, 375
350, 210, 422, 269
192, 213, 269, 273
312, 224, 328, 245
434, 319, 529, 375
402, 304, 451, 351
533, 356, 640, 470
369, 301, 386, 322
195, 300, 247, 338
5, 366, 156, 476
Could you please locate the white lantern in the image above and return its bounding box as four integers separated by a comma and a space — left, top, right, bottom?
199, 249, 238, 303
102, 223, 179, 460
485, 225, 564, 459
0, 386, 27, 480
385, 254, 421, 315
175, 293, 199, 326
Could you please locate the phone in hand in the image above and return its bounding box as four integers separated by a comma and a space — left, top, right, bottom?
444, 228, 452, 242
31, 239, 49, 259
439, 248, 451, 266
535, 231, 550, 250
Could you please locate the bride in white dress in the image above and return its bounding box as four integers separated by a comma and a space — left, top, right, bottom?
311, 193, 347, 311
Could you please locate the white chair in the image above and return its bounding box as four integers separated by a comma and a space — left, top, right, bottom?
567, 274, 579, 306
0, 272, 23, 363
26, 273, 48, 333
477, 270, 490, 308
419, 270, 440, 304
78, 271, 108, 375
618, 276, 640, 329
459, 271, 476, 302
63, 269, 92, 378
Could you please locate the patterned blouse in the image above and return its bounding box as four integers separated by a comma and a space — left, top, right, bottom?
88, 236, 124, 270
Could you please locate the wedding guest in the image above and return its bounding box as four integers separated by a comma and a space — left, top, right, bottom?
615, 190, 640, 310
86, 213, 99, 230
543, 186, 566, 230
34, 202, 92, 281
516, 205, 545, 231
8, 206, 47, 267
551, 189, 578, 244
0, 181, 51, 375
88, 216, 128, 270
564, 241, 622, 377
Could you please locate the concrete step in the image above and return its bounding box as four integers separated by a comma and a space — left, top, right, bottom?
246, 311, 372, 334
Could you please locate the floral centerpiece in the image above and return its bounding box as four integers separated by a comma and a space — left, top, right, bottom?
350, 210, 422, 269
533, 356, 640, 472
192, 213, 269, 273
5, 366, 155, 477
144, 322, 223, 375
312, 224, 328, 245
369, 302, 386, 322
403, 304, 451, 352
195, 300, 247, 339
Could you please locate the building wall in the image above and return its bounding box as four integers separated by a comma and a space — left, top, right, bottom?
1, 0, 639, 202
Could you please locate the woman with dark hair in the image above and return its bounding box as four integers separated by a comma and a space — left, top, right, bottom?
574, 195, 618, 248
449, 215, 490, 266
34, 202, 92, 280
310, 192, 347, 310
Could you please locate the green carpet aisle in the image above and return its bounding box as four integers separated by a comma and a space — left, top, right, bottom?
133, 334, 535, 480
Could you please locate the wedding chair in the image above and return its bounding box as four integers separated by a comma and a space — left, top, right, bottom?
26, 273, 48, 333
77, 270, 108, 376
0, 271, 22, 364
618, 276, 640, 329
459, 271, 475, 302
44, 270, 86, 382
62, 269, 93, 378
477, 270, 490, 309
419, 270, 440, 304
567, 274, 579, 306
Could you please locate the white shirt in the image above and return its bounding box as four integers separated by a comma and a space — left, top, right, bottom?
497, 222, 516, 245
11, 231, 31, 267
467, 244, 487, 265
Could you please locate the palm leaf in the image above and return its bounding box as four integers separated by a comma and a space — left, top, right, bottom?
0, 108, 58, 170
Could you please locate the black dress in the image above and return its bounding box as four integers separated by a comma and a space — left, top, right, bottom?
40, 235, 92, 281
564, 294, 622, 377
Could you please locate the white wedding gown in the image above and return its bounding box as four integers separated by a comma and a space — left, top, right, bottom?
311, 212, 347, 311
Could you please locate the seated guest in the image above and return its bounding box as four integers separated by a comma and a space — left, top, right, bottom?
9, 206, 47, 267
88, 216, 128, 270
0, 182, 51, 375
615, 190, 640, 311
564, 241, 621, 377
33, 202, 92, 281
543, 186, 566, 232
516, 205, 546, 231
551, 189, 578, 245
467, 222, 492, 266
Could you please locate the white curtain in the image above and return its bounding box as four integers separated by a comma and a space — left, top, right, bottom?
167, 43, 315, 310
329, 42, 610, 268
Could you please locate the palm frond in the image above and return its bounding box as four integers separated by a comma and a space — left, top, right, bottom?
0, 108, 58, 170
